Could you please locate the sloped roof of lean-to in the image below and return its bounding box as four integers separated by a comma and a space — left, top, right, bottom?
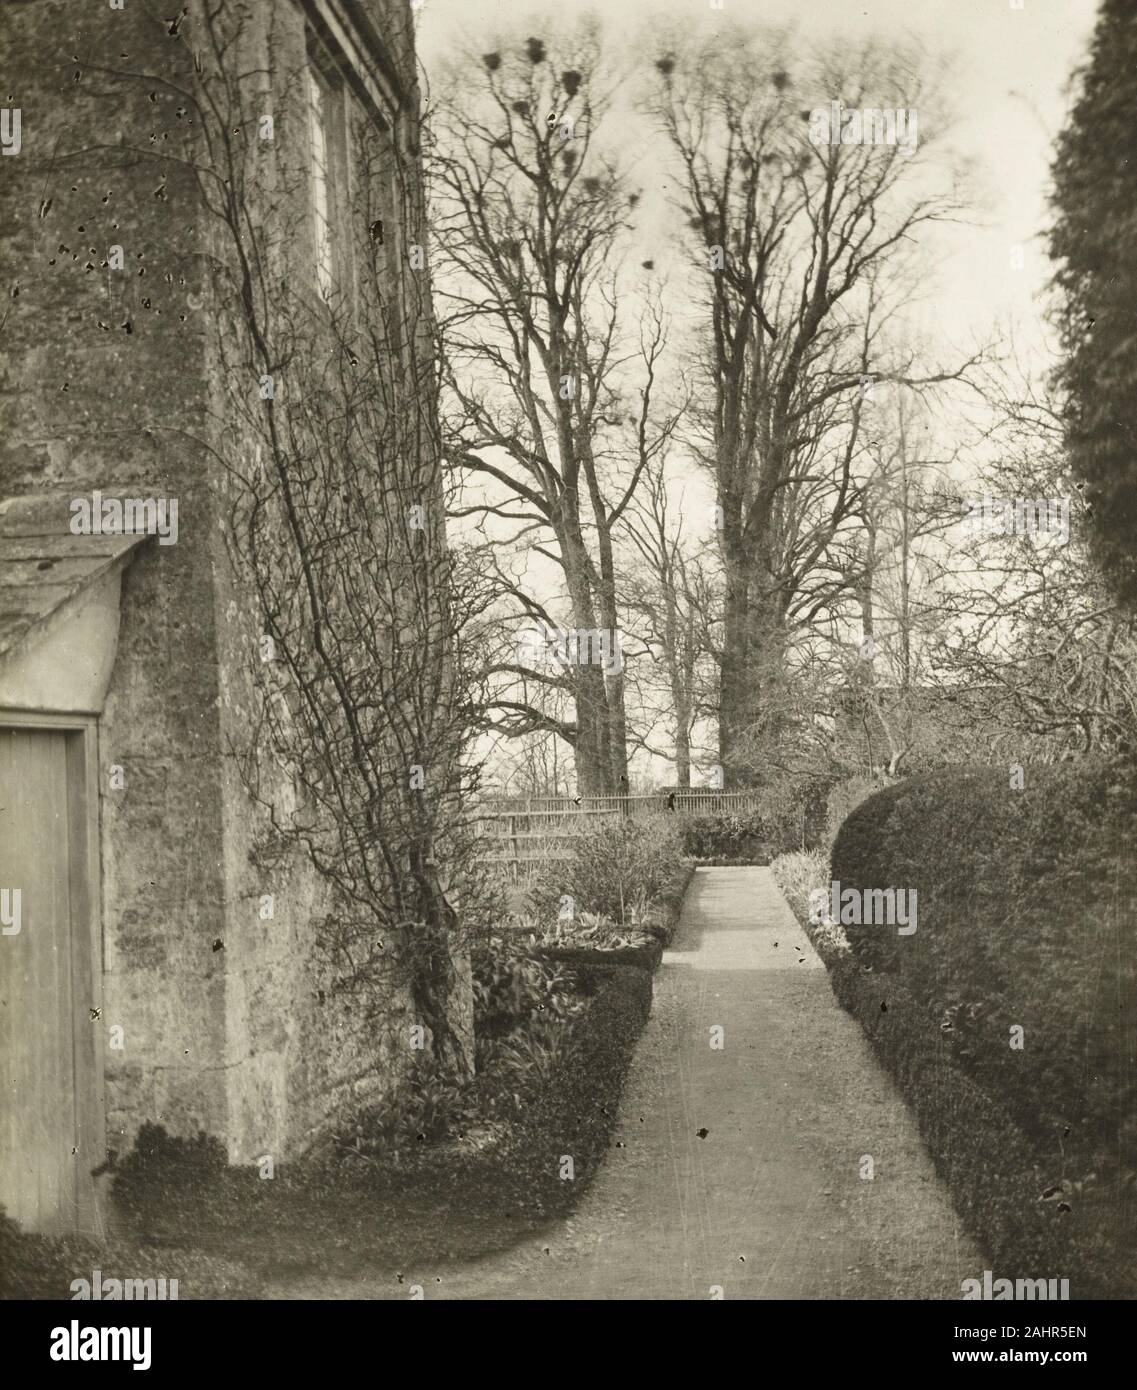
0, 494, 152, 665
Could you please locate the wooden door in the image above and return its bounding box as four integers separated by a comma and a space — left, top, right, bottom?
0, 724, 100, 1233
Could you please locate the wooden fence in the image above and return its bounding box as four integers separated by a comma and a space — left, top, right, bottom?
468, 791, 764, 875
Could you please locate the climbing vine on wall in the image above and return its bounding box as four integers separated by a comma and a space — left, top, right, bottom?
166, 1, 484, 1072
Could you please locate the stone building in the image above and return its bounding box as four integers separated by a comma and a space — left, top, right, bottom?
0, 0, 462, 1234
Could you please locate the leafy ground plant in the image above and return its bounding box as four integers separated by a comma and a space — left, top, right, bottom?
770, 849, 850, 957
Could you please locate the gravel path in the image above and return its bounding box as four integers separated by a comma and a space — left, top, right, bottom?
270, 866, 982, 1300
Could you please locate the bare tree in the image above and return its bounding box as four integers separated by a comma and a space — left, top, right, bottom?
651, 27, 979, 784
429, 25, 678, 795
929, 372, 1137, 758
622, 455, 719, 787
828, 387, 968, 775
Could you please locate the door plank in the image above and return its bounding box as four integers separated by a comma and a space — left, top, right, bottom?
0, 728, 86, 1233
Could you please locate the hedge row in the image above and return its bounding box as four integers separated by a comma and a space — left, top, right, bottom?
832, 762, 1137, 1158
825, 945, 1120, 1291
678, 810, 792, 863
823, 759, 1137, 1298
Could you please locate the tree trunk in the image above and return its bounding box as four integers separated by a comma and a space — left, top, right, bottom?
572, 664, 610, 794
674, 689, 692, 788
718, 554, 790, 786
562, 524, 618, 795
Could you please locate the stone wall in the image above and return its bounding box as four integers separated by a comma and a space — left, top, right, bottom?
1, 0, 232, 1153
0, 0, 458, 1167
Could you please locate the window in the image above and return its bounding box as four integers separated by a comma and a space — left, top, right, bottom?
306, 64, 336, 300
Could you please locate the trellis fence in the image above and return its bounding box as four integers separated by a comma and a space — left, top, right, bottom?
468, 791, 764, 875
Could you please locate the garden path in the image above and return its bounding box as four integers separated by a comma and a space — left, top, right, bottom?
271, 866, 981, 1299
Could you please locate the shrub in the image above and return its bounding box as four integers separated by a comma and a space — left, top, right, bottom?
471, 946, 584, 1040
459, 857, 513, 944
823, 757, 1137, 1297
116, 1122, 228, 1180
112, 1124, 229, 1232
679, 800, 809, 861
342, 1058, 478, 1155
475, 1014, 579, 1117
527, 815, 685, 924
681, 810, 765, 861
0, 1207, 264, 1299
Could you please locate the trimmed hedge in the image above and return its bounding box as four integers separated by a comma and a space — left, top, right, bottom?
539, 939, 663, 972
822, 759, 1137, 1298
501, 861, 694, 1207
679, 810, 786, 863
821, 952, 1106, 1286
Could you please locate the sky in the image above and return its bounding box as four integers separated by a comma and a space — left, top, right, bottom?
416, 0, 1099, 368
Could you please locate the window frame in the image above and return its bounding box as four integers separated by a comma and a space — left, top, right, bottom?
305, 61, 336, 302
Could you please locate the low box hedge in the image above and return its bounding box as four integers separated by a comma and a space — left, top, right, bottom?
497, 863, 695, 1211
679, 811, 786, 863
533, 860, 694, 973
538, 938, 664, 973
497, 963, 653, 1214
